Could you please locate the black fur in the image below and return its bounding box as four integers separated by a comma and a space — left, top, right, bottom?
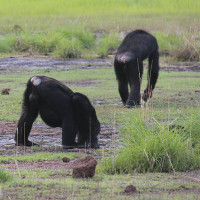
15, 76, 100, 149
114, 30, 160, 107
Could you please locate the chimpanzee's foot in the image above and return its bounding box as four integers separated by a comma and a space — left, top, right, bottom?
63, 142, 100, 149
62, 143, 86, 149
125, 104, 135, 108
142, 89, 152, 102
125, 99, 141, 108
90, 142, 100, 149
125, 102, 141, 108
15, 140, 38, 146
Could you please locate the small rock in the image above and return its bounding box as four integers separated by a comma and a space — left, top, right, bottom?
72, 156, 97, 178
124, 185, 137, 194
1, 88, 10, 95
62, 157, 70, 163
179, 185, 187, 189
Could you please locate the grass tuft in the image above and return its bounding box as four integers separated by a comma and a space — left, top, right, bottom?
0, 169, 12, 183
99, 112, 200, 174
97, 32, 122, 58
55, 38, 83, 58
174, 34, 200, 61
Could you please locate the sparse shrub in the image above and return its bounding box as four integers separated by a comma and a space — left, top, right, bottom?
10, 32, 59, 53
59, 27, 95, 49
175, 46, 200, 61
154, 31, 182, 56
12, 24, 23, 34
55, 38, 83, 58
0, 35, 12, 52
97, 32, 122, 58
0, 27, 95, 57
100, 113, 200, 174
174, 35, 200, 61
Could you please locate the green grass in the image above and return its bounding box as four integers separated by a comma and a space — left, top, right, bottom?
99, 112, 200, 173
0, 152, 80, 163
0, 0, 199, 21
0, 28, 199, 60
0, 169, 12, 183
97, 32, 122, 57
0, 0, 199, 59
2, 169, 200, 199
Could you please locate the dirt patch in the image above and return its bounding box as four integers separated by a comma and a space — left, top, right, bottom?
159, 62, 200, 72
2, 160, 72, 171
0, 121, 61, 136
0, 121, 118, 153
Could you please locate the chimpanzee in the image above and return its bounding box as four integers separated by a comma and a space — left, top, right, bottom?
15, 76, 100, 149
114, 30, 160, 107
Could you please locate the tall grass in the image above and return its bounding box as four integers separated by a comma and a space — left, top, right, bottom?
100, 111, 200, 173
0, 169, 12, 183
0, 28, 96, 58
97, 32, 122, 57
1, 29, 199, 60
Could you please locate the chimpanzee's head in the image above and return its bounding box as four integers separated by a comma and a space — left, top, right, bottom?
71, 92, 100, 148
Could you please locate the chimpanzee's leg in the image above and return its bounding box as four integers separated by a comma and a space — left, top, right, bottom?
61, 117, 77, 149
15, 100, 39, 146
62, 118, 87, 149
114, 59, 129, 105
90, 130, 100, 149
143, 50, 159, 102
126, 59, 143, 107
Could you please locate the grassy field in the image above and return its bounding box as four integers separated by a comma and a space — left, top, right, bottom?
0, 0, 200, 32
0, 0, 200, 59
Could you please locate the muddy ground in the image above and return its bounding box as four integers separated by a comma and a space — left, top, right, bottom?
0, 56, 200, 73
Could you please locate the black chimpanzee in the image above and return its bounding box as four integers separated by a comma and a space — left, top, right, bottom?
15, 76, 100, 149
114, 30, 160, 107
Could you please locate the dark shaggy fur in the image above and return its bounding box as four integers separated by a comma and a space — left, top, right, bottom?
15, 76, 100, 149
114, 30, 160, 107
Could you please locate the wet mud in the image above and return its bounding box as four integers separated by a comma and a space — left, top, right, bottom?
0, 121, 119, 155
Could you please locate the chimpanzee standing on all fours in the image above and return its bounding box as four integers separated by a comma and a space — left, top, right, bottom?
15, 76, 100, 149
114, 30, 160, 107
